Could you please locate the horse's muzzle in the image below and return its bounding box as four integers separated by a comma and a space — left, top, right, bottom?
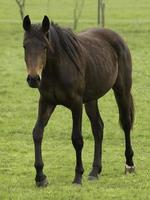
27, 75, 40, 88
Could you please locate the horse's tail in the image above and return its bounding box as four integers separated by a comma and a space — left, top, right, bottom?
129, 93, 135, 129
110, 32, 135, 129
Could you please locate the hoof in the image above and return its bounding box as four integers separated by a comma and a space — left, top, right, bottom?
72, 177, 82, 185
72, 182, 82, 186
88, 175, 98, 181
72, 179, 82, 185
72, 173, 82, 185
36, 178, 49, 187
125, 164, 135, 174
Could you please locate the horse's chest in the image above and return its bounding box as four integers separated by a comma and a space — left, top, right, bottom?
39, 81, 73, 106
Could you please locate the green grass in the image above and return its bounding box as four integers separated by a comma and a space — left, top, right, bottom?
0, 0, 150, 199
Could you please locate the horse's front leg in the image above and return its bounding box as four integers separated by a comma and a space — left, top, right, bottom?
33, 97, 55, 187
71, 100, 84, 185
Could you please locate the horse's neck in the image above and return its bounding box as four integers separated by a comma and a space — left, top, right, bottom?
43, 54, 79, 87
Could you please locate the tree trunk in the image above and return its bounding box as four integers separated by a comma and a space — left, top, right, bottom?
97, 0, 105, 27
73, 0, 85, 30
15, 0, 26, 21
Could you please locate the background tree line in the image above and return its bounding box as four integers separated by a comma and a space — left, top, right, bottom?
15, 0, 105, 30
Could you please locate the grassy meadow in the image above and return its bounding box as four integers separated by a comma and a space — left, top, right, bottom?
0, 0, 150, 199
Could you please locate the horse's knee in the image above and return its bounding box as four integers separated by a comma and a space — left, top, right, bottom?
91, 119, 104, 141
33, 126, 43, 143
72, 135, 83, 151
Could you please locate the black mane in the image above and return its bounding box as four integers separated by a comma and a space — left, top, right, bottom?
49, 23, 82, 72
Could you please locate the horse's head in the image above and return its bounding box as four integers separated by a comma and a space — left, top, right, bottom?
23, 15, 50, 88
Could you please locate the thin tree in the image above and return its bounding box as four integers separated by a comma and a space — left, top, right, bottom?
73, 0, 85, 30
98, 0, 105, 27
15, 0, 26, 21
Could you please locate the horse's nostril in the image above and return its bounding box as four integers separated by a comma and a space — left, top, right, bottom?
27, 75, 40, 83
27, 75, 32, 83
35, 75, 40, 82
26, 75, 41, 88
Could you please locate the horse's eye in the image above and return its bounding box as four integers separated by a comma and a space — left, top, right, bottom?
23, 45, 26, 49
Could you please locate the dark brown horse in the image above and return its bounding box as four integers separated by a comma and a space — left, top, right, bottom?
23, 15, 135, 187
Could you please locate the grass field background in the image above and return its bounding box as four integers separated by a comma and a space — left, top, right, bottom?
0, 0, 150, 199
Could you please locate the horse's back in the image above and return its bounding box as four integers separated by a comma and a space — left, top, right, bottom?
79, 27, 130, 59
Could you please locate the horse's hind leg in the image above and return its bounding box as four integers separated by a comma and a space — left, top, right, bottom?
113, 86, 135, 173
85, 100, 104, 180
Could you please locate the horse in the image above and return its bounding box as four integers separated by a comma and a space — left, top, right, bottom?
22, 15, 135, 187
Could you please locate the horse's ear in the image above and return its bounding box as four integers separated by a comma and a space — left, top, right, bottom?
23, 15, 31, 31
42, 16, 50, 33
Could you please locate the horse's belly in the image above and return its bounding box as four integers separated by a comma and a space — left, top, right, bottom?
83, 63, 118, 102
